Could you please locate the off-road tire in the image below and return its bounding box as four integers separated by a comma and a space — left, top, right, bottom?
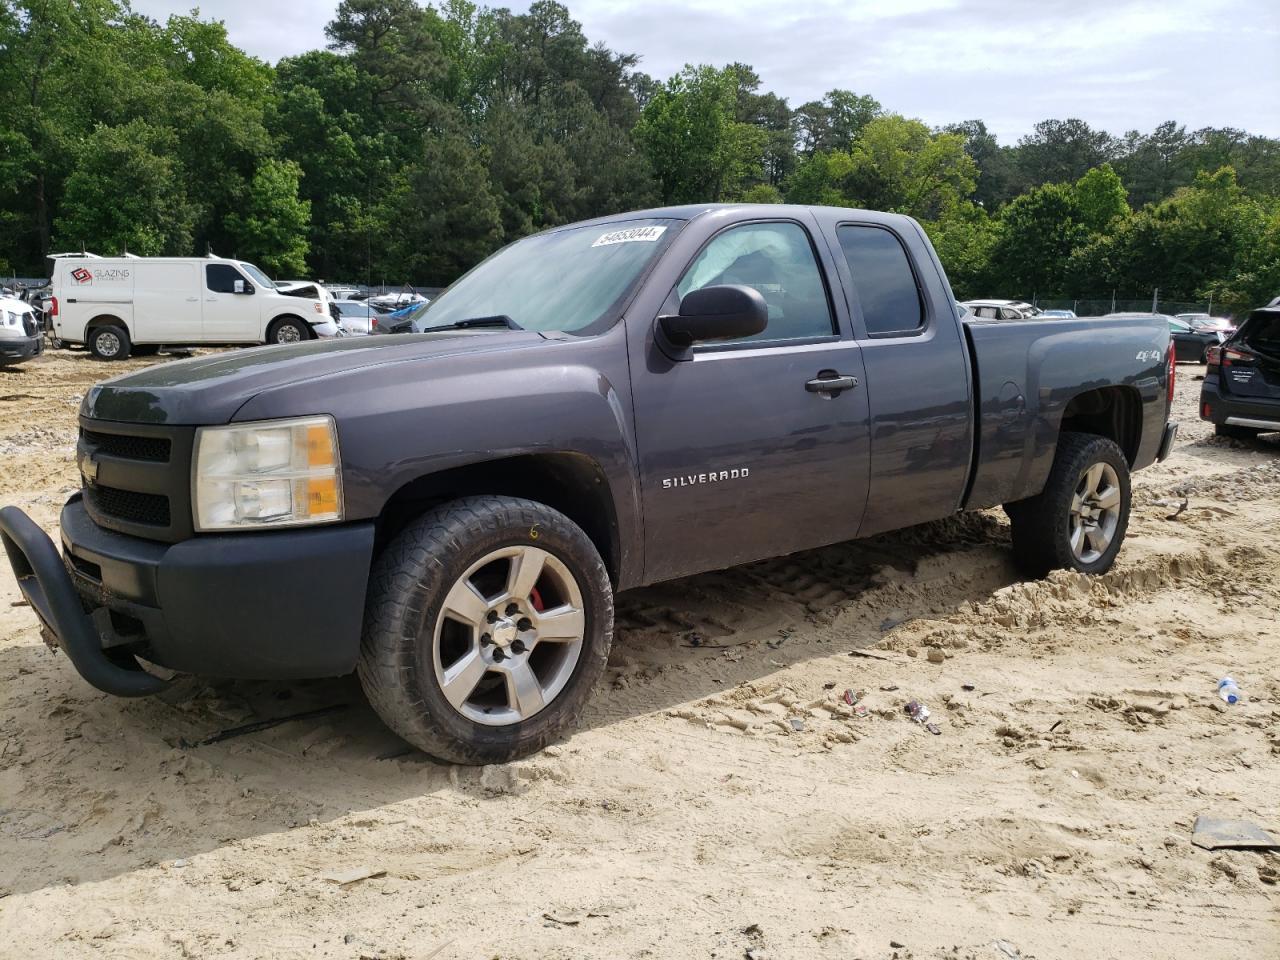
358, 496, 613, 764
1005, 432, 1131, 578
1215, 423, 1261, 440
88, 324, 131, 360
267, 317, 309, 344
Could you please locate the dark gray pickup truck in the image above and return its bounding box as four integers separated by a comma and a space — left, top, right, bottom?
1, 204, 1178, 763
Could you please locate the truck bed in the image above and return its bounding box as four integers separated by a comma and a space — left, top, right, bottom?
960, 314, 1172, 511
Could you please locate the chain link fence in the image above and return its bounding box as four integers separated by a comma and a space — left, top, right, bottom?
1030, 296, 1219, 318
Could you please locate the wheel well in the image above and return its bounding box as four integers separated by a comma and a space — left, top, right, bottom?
1059, 386, 1141, 465
376, 453, 622, 586
86, 314, 127, 333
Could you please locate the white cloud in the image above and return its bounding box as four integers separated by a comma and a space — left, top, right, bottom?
130, 0, 1280, 142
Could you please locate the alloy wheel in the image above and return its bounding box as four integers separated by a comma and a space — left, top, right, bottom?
1069, 462, 1121, 563
431, 545, 586, 726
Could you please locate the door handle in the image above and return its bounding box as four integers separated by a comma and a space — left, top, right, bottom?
805, 372, 858, 395
186, 296, 199, 302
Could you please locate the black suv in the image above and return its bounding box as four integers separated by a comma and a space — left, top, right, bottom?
1201, 304, 1280, 439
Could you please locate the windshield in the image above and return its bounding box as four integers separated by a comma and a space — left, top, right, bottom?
239, 262, 277, 290
412, 218, 680, 335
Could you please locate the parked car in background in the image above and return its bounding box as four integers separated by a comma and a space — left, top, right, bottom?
1040, 309, 1077, 319
0, 296, 43, 365
1177, 312, 1236, 336
961, 299, 1042, 320
324, 284, 363, 301
1166, 315, 1227, 361
49, 255, 340, 359
332, 299, 381, 336
368, 290, 430, 312
373, 300, 431, 334
1201, 304, 1280, 439
1105, 313, 1223, 363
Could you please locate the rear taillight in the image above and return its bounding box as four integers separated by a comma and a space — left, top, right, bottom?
1222, 346, 1256, 366
1167, 346, 1176, 406
50, 296, 58, 317
371, 316, 378, 332
1205, 345, 1221, 367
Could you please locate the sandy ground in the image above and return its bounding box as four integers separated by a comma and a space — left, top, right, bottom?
0, 348, 1276, 960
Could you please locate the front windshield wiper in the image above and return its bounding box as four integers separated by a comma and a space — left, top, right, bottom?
418, 314, 521, 332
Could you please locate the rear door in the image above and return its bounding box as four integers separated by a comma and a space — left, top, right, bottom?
627, 215, 871, 584
1223, 310, 1280, 401
203, 263, 259, 342
817, 218, 973, 537
132, 261, 199, 342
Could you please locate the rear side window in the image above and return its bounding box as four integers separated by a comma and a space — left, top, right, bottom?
135, 262, 196, 291
837, 225, 925, 336
1239, 313, 1280, 352
206, 264, 246, 293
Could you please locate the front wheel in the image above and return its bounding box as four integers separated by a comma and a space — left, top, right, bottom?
358, 496, 613, 764
267, 317, 309, 344
1005, 432, 1131, 577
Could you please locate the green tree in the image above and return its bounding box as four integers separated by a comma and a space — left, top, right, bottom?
988, 182, 1087, 297
923, 200, 1000, 299
224, 159, 311, 274
944, 119, 1017, 209
1012, 118, 1118, 190
1205, 206, 1280, 316
1110, 167, 1261, 303
53, 120, 195, 255
794, 90, 881, 154
635, 64, 768, 204
1073, 163, 1130, 233
843, 116, 976, 220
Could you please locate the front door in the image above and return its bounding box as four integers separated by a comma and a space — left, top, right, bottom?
629, 218, 871, 584
203, 263, 260, 342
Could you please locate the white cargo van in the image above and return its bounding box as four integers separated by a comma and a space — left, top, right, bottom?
49, 254, 339, 359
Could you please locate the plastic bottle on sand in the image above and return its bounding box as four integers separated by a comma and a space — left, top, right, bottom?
1217, 677, 1242, 704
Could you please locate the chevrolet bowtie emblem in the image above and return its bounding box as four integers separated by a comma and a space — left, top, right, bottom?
78, 450, 99, 482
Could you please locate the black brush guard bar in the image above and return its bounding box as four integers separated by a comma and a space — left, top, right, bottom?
0, 505, 167, 696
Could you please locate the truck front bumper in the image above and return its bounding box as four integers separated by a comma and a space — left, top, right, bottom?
0, 495, 375, 696
0, 333, 43, 364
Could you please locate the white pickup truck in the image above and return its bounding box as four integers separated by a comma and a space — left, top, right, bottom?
49, 254, 339, 359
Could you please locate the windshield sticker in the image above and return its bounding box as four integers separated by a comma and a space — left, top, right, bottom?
592, 225, 666, 247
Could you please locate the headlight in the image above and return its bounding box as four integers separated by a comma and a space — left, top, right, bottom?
193, 416, 343, 531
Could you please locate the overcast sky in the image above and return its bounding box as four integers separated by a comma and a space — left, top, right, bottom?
132, 0, 1279, 143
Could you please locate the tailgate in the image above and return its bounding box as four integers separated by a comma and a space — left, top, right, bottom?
1222, 310, 1280, 400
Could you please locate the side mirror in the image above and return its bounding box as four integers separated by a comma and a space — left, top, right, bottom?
233, 279, 254, 295
659, 284, 768, 348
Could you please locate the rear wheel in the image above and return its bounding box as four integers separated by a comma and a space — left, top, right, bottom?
358, 495, 613, 764
88, 324, 131, 360
1215, 423, 1261, 440
267, 317, 309, 344
1005, 432, 1131, 577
